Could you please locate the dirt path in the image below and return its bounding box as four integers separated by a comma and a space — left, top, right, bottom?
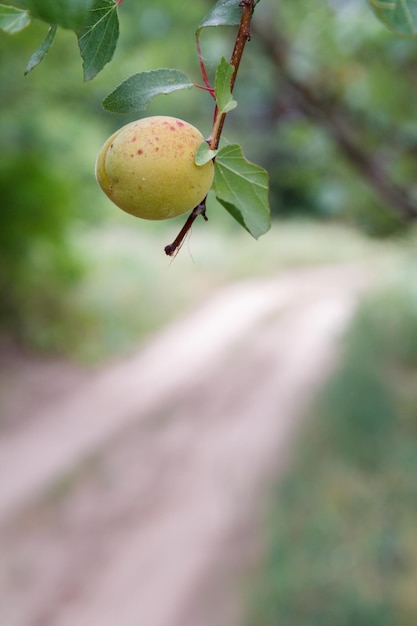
0, 265, 369, 626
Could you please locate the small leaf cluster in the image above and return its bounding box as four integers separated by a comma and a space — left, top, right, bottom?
0, 0, 119, 79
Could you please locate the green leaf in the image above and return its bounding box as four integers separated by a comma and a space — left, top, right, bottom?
197, 0, 262, 34
215, 56, 237, 114
195, 141, 217, 166
77, 0, 119, 81
26, 0, 93, 30
5, 0, 27, 5
197, 0, 242, 34
103, 69, 194, 114
214, 144, 270, 238
24, 24, 57, 74
0, 4, 30, 33
369, 0, 417, 36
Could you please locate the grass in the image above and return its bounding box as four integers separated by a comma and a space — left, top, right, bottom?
244, 270, 417, 626
25, 210, 406, 361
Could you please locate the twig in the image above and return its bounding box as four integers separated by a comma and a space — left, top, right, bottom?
164, 202, 208, 257
210, 0, 254, 151
164, 0, 255, 256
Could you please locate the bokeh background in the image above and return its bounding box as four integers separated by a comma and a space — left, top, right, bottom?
1, 0, 417, 624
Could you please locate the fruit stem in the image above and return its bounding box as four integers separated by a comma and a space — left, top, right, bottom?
164, 201, 207, 257
164, 0, 255, 257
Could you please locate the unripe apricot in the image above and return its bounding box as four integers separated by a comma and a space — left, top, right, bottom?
95, 116, 214, 220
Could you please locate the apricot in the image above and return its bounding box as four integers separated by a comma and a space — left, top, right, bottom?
95, 116, 214, 220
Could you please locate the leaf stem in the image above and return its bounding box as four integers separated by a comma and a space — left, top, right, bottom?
164, 0, 255, 256
196, 36, 215, 98
194, 83, 216, 98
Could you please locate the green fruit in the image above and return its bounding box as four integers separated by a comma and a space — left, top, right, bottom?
95, 116, 214, 220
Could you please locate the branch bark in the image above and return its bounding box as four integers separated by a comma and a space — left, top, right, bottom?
209, 0, 254, 151
253, 20, 417, 221
165, 0, 255, 256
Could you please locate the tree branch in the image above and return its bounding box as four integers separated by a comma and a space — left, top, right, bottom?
253, 20, 417, 221
209, 0, 254, 151
165, 0, 255, 256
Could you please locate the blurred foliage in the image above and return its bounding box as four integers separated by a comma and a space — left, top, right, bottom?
0, 20, 101, 347
245, 273, 417, 626
0, 0, 212, 351
242, 0, 417, 233
2, 0, 417, 353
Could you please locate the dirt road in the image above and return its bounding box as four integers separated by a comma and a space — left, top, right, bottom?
0, 265, 368, 626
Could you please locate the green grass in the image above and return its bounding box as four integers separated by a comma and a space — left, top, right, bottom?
21, 211, 405, 361
244, 274, 417, 626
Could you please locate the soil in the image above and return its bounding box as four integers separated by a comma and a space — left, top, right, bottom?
0, 265, 369, 626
